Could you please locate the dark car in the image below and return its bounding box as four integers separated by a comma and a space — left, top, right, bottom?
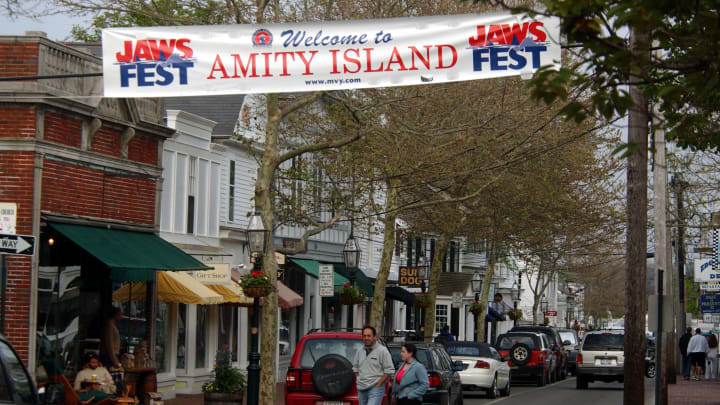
387, 342, 464, 405
495, 332, 554, 387
510, 326, 568, 381
285, 330, 393, 405
0, 335, 42, 405
557, 328, 580, 375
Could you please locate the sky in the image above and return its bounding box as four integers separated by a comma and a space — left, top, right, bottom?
2, 11, 89, 41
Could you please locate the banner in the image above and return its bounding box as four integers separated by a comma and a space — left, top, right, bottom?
695, 258, 720, 282
102, 13, 560, 97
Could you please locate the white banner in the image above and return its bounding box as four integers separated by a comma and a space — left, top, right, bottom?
102, 13, 560, 97
695, 258, 720, 282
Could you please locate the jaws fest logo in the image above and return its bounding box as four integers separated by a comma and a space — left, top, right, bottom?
468, 21, 549, 72
114, 39, 196, 87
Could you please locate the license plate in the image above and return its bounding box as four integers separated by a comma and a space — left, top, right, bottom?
321, 402, 343, 405
596, 359, 614, 366
510, 366, 519, 369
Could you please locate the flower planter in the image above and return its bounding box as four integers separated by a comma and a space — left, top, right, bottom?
339, 295, 365, 305
243, 285, 271, 298
204, 392, 243, 405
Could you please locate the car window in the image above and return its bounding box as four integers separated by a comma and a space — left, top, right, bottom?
559, 332, 577, 345
583, 333, 624, 351
389, 347, 431, 370
541, 335, 550, 349
497, 335, 537, 350
431, 349, 446, 370
438, 348, 454, 369
0, 341, 35, 405
299, 338, 365, 368
445, 344, 492, 357
490, 347, 501, 361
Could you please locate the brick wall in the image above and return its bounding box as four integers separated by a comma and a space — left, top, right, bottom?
0, 42, 38, 78
44, 111, 82, 148
90, 127, 121, 157
128, 135, 158, 165
0, 151, 36, 361
0, 107, 36, 138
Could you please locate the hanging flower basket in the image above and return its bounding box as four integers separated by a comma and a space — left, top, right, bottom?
507, 308, 523, 321
337, 283, 365, 305
238, 270, 272, 298
468, 301, 484, 316
415, 292, 432, 309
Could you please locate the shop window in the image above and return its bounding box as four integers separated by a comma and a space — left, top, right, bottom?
279, 311, 291, 357
177, 304, 187, 371
196, 305, 209, 369
435, 304, 448, 333
218, 306, 238, 362
155, 301, 172, 373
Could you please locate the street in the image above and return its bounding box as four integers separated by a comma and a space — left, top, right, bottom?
462, 377, 655, 405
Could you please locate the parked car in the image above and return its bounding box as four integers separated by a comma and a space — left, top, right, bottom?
576, 330, 625, 389
557, 328, 580, 375
495, 332, 554, 387
0, 334, 42, 404
387, 342, 464, 405
284, 330, 393, 405
510, 325, 568, 381
445, 341, 510, 398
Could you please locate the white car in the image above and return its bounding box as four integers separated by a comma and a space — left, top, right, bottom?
445, 341, 511, 399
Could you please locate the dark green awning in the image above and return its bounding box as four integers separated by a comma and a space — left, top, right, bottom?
332, 263, 374, 298
50, 223, 210, 281
289, 258, 350, 293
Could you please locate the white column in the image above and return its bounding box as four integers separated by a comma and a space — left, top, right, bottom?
239, 307, 249, 369
186, 304, 198, 372
312, 278, 322, 330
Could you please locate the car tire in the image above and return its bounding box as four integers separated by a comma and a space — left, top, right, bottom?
487, 375, 498, 399
551, 368, 557, 383
646, 364, 656, 378
536, 372, 546, 387
576, 375, 588, 390
509, 343, 532, 366
499, 376, 511, 396
562, 365, 568, 380
310, 354, 355, 398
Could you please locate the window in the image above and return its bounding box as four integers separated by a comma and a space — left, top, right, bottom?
434, 304, 448, 333
187, 157, 197, 234
228, 161, 236, 222
582, 333, 624, 350
445, 344, 492, 357
497, 335, 538, 350
299, 338, 364, 368
389, 347, 431, 370
155, 301, 171, 373
0, 341, 35, 405
196, 305, 209, 368
177, 304, 187, 371
218, 306, 238, 362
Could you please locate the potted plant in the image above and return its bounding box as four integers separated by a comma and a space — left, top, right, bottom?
543, 316, 550, 326
338, 283, 365, 305
203, 348, 246, 404
238, 269, 272, 298
573, 321, 581, 332
507, 308, 523, 321
415, 292, 432, 309
468, 301, 484, 315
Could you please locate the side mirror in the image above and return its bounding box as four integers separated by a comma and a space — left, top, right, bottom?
453, 360, 464, 371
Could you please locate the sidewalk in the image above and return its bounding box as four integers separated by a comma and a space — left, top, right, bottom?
668, 377, 720, 404
163, 383, 286, 405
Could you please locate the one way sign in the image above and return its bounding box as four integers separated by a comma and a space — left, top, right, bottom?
0, 233, 35, 256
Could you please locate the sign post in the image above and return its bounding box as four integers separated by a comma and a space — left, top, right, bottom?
319, 264, 334, 297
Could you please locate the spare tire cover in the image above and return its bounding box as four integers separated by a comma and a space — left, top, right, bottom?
311, 354, 355, 398
510, 343, 532, 366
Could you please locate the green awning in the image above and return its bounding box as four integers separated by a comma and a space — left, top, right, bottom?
289, 258, 350, 293
332, 263, 374, 298
50, 223, 211, 282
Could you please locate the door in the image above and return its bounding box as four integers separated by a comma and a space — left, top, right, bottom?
451, 307, 460, 339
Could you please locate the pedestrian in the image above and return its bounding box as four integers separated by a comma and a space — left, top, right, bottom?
679, 327, 693, 380
391, 343, 429, 405
687, 328, 709, 380
353, 325, 395, 405
436, 325, 455, 343
101, 307, 123, 369
705, 334, 718, 380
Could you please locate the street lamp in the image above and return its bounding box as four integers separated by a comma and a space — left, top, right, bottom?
417, 254, 429, 338
471, 278, 482, 341
540, 295, 548, 325
566, 295, 575, 328
511, 280, 521, 327
343, 231, 360, 330
246, 210, 268, 405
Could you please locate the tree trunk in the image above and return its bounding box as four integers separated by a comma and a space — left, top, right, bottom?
624, 25, 649, 405
476, 240, 496, 342
424, 234, 451, 341
369, 180, 398, 332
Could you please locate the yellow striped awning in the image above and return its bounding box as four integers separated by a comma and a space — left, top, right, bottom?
206, 281, 253, 305
112, 271, 223, 305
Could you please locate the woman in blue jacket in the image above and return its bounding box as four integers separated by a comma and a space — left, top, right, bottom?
391, 343, 429, 405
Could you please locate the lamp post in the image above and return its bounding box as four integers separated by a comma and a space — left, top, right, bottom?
471, 278, 482, 341
246, 211, 268, 405
566, 295, 575, 328
417, 255, 428, 338
343, 231, 360, 330
511, 280, 521, 327
540, 295, 548, 325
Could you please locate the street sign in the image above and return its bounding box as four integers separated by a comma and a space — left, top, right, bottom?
0, 233, 35, 256
0, 203, 17, 234
452, 292, 463, 308
700, 283, 720, 292
545, 311, 557, 317
194, 263, 230, 285
318, 264, 334, 297
398, 267, 423, 287
695, 259, 720, 282
700, 294, 720, 313
703, 313, 720, 324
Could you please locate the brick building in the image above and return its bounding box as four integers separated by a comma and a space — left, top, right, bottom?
0, 33, 206, 376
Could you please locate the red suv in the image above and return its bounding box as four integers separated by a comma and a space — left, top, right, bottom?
285, 330, 393, 405
495, 332, 554, 387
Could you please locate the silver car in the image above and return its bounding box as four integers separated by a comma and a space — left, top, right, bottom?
576, 330, 624, 389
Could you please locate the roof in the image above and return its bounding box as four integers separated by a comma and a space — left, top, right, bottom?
164, 95, 245, 136
436, 272, 475, 296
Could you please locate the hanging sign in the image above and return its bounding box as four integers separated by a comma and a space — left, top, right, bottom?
102, 13, 560, 97
399, 267, 422, 287
319, 264, 334, 297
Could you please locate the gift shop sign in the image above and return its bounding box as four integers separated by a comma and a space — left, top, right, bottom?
102, 13, 560, 97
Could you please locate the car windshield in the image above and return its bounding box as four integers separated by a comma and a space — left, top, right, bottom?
583, 333, 624, 350
497, 336, 537, 350
559, 332, 577, 345
299, 338, 365, 368
445, 344, 492, 357
389, 347, 431, 370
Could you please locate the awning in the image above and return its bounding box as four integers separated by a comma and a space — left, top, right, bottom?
278, 281, 303, 310
289, 259, 350, 293
50, 222, 211, 281
112, 271, 223, 305
207, 281, 253, 305
386, 286, 415, 305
